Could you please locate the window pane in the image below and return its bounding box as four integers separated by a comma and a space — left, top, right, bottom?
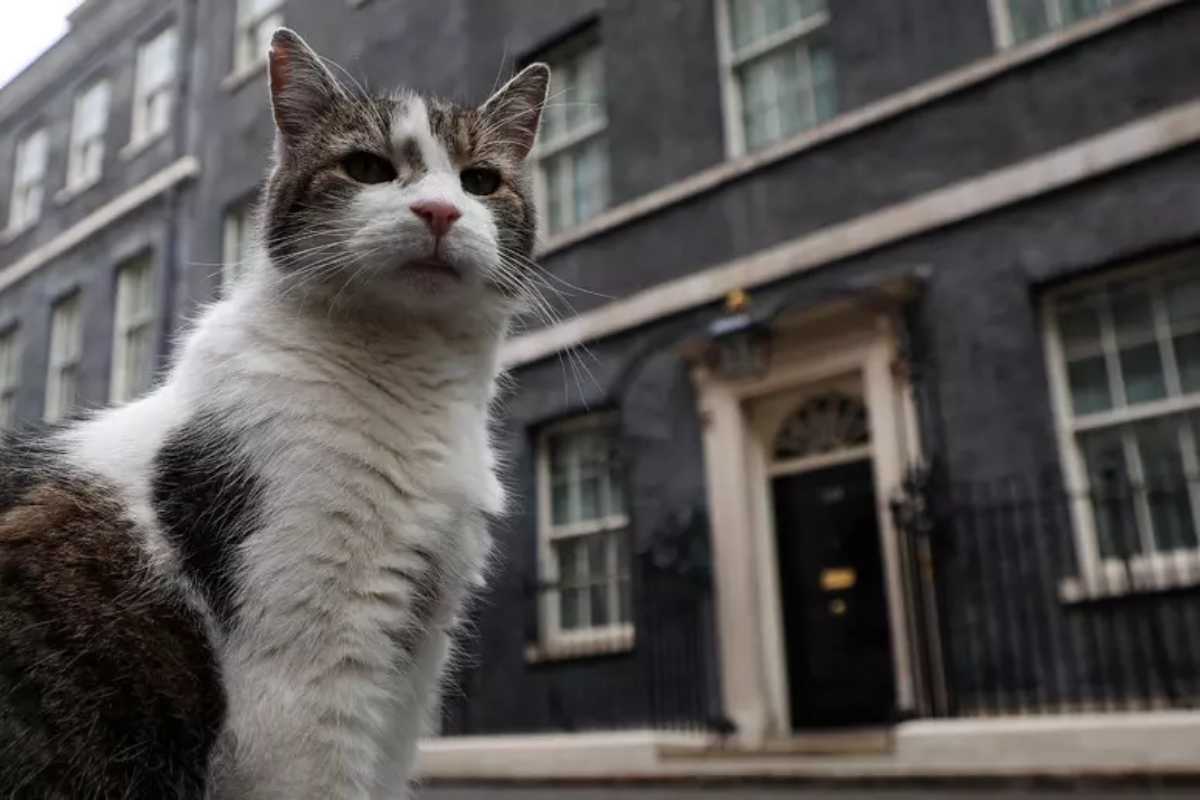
1008, 0, 1053, 44
738, 39, 832, 151
126, 326, 153, 396
585, 532, 609, 580
149, 29, 177, 89
1165, 270, 1200, 334
809, 41, 837, 124
568, 46, 605, 131
1109, 281, 1155, 345
560, 587, 584, 630
1059, 0, 1120, 24
551, 480, 572, 525
1080, 430, 1141, 559
578, 474, 602, 521
1118, 343, 1167, 405
774, 46, 814, 141
556, 537, 585, 583
542, 155, 572, 234
605, 456, 625, 517
1175, 331, 1200, 395
548, 427, 571, 475
739, 57, 777, 151
571, 140, 609, 227
1057, 296, 1103, 355
1134, 418, 1198, 553
589, 584, 610, 626
539, 66, 569, 147
16, 130, 49, 184
77, 82, 110, 139
149, 92, 171, 137
729, 0, 763, 51
1067, 356, 1112, 415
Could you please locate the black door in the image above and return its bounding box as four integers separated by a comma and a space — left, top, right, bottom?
772, 459, 895, 728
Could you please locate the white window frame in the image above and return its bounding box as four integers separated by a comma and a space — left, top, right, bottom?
0, 328, 19, 428
235, 0, 285, 74
988, 0, 1127, 49
110, 255, 158, 403
715, 0, 835, 158
222, 204, 253, 290
131, 27, 178, 148
45, 294, 83, 423
535, 413, 634, 657
7, 128, 49, 233
1044, 252, 1200, 599
66, 78, 111, 192
531, 38, 609, 238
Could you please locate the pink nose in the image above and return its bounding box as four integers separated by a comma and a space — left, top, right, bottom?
410, 200, 462, 238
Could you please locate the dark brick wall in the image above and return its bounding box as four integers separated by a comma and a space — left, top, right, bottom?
535, 2, 1200, 323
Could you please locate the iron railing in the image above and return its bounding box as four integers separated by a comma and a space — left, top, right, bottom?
438, 507, 728, 737
901, 472, 1200, 718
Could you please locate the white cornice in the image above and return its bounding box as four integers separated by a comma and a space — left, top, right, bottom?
0, 157, 200, 294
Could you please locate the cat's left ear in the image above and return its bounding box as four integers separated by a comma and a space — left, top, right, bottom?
480, 63, 551, 160
268, 28, 342, 147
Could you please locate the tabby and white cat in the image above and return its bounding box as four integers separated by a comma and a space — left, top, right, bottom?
0, 28, 548, 799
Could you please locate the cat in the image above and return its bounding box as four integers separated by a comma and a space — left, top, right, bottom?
0, 28, 549, 800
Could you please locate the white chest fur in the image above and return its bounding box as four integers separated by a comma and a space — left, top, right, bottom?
174, 289, 504, 799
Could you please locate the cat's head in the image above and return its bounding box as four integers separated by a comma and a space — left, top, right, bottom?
260, 29, 549, 323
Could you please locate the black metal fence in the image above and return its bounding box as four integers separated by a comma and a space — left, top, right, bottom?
438, 508, 727, 736
900, 471, 1200, 719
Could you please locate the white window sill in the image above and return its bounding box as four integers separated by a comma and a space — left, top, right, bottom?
1059, 553, 1200, 603
222, 61, 266, 93
120, 132, 168, 162
55, 178, 101, 206
524, 625, 635, 663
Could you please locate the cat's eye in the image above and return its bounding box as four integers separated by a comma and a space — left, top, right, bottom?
460, 167, 502, 196
341, 152, 398, 185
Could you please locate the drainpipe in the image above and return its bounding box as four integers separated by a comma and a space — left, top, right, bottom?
157, 0, 199, 369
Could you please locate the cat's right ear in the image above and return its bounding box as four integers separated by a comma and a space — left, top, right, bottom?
268, 29, 341, 147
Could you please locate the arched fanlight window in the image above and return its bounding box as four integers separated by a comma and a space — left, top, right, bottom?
773, 392, 870, 461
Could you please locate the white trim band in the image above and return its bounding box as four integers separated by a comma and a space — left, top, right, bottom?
502, 96, 1200, 369
0, 157, 200, 295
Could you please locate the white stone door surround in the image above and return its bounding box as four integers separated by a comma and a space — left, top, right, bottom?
691, 297, 923, 747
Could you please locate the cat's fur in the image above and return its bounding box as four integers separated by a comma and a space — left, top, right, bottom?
0, 29, 549, 799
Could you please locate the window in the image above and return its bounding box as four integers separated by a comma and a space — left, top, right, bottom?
8, 128, 49, 232
235, 0, 284, 73
45, 295, 82, 423
222, 204, 253, 290
991, 0, 1129, 47
719, 0, 837, 154
1046, 259, 1200, 575
0, 329, 19, 427
533, 40, 609, 237
110, 255, 157, 403
537, 415, 632, 650
67, 79, 111, 191
133, 27, 178, 146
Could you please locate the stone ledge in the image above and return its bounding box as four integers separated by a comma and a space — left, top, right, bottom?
417, 711, 1200, 783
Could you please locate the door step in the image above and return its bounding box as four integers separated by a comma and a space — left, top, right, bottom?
660, 728, 893, 760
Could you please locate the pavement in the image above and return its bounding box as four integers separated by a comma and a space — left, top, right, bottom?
420, 785, 1200, 799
